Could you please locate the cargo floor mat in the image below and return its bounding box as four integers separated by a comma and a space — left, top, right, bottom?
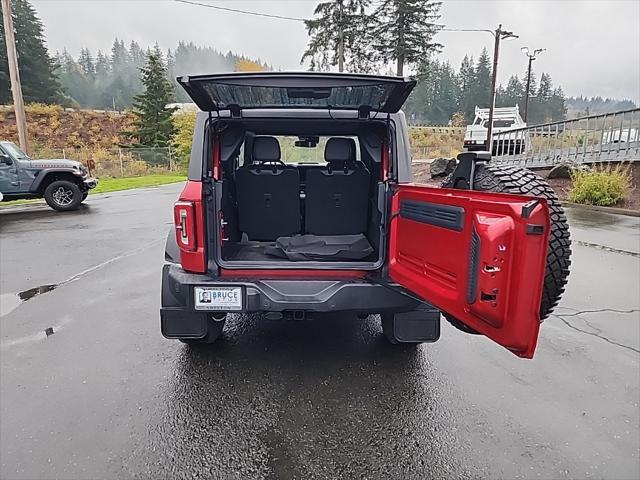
265, 234, 374, 261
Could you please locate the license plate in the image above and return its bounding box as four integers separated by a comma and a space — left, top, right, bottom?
194, 286, 242, 311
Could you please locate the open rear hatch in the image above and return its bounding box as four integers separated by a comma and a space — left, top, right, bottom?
176, 73, 417, 269
177, 72, 416, 114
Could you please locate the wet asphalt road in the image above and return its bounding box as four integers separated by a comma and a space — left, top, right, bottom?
1, 184, 638, 480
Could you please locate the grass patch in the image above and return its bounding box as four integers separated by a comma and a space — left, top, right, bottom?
568, 164, 632, 206
1, 174, 185, 208
91, 174, 185, 194
0, 198, 37, 207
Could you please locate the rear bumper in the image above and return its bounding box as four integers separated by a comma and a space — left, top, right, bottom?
160, 263, 424, 338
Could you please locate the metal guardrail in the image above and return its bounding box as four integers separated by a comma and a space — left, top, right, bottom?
492, 108, 640, 167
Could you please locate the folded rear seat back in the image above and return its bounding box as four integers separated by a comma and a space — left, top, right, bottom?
236, 136, 301, 241
305, 137, 370, 235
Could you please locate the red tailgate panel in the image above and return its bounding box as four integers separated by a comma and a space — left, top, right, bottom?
389, 185, 550, 358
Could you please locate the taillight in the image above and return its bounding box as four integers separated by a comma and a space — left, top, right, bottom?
174, 201, 196, 251
174, 181, 206, 273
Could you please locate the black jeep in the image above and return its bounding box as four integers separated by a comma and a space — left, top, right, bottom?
160, 72, 571, 358
0, 141, 97, 211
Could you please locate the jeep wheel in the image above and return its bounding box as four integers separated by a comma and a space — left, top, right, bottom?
44, 180, 83, 211
180, 315, 226, 345
443, 163, 571, 328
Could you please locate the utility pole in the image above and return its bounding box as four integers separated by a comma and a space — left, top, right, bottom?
523, 55, 533, 121
337, 0, 344, 72
486, 24, 518, 153
521, 47, 545, 123
1, 0, 28, 152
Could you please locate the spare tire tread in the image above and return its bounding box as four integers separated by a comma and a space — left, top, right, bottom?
443, 163, 571, 320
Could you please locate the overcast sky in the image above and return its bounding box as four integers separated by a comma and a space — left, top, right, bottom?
32, 0, 640, 101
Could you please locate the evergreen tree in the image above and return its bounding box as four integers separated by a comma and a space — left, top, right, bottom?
110, 38, 129, 74
78, 48, 95, 77
537, 72, 552, 100
56, 49, 92, 107
549, 86, 567, 121
457, 55, 476, 122
0, 0, 61, 103
302, 0, 374, 72
471, 48, 491, 110
501, 75, 524, 108
131, 48, 176, 147
404, 57, 437, 123
130, 41, 145, 69
404, 57, 459, 124
371, 0, 442, 76
528, 72, 552, 123
95, 50, 109, 76
343, 2, 378, 73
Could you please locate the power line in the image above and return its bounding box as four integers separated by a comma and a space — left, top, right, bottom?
177, 1, 493, 38
174, 0, 306, 22
441, 27, 494, 35
175, 1, 486, 34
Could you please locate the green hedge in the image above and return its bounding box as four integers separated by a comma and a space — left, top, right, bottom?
568, 164, 632, 206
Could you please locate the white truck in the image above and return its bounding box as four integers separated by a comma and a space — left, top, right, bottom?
464, 106, 529, 155
601, 128, 639, 145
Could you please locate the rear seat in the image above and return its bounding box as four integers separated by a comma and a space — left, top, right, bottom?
236, 136, 301, 241
304, 137, 370, 235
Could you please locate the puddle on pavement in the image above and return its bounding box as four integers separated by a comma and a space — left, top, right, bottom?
0, 284, 58, 317
565, 206, 631, 229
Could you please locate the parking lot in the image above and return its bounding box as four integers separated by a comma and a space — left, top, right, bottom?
1, 184, 638, 479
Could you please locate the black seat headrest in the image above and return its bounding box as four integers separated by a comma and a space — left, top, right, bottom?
253, 136, 281, 163
325, 137, 356, 166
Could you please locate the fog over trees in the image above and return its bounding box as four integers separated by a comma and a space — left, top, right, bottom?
1, 0, 636, 126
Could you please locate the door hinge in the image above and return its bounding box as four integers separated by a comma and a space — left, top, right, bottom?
521, 200, 539, 218
449, 151, 491, 190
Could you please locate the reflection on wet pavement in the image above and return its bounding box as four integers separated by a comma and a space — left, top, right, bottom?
129, 313, 478, 479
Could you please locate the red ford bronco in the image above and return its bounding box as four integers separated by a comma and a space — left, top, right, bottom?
161, 72, 571, 358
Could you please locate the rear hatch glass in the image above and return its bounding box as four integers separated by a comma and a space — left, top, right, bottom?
178, 72, 416, 113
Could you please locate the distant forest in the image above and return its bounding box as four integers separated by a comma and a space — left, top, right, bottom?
54, 41, 638, 126
58, 41, 569, 125
55, 39, 270, 110
403, 51, 568, 125
565, 96, 637, 119
1, 0, 636, 127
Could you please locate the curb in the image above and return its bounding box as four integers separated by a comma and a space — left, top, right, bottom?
561, 201, 640, 217
0, 182, 185, 213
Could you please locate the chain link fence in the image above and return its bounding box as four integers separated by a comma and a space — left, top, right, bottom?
408, 126, 464, 161
29, 146, 182, 178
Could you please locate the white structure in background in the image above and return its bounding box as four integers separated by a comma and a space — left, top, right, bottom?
601, 128, 639, 145
464, 105, 530, 155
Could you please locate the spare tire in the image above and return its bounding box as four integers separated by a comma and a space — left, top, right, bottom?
443, 163, 571, 321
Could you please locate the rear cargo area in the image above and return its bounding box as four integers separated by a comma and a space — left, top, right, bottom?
210, 117, 390, 269
223, 234, 374, 262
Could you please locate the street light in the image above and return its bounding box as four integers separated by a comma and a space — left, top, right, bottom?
521, 46, 545, 123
